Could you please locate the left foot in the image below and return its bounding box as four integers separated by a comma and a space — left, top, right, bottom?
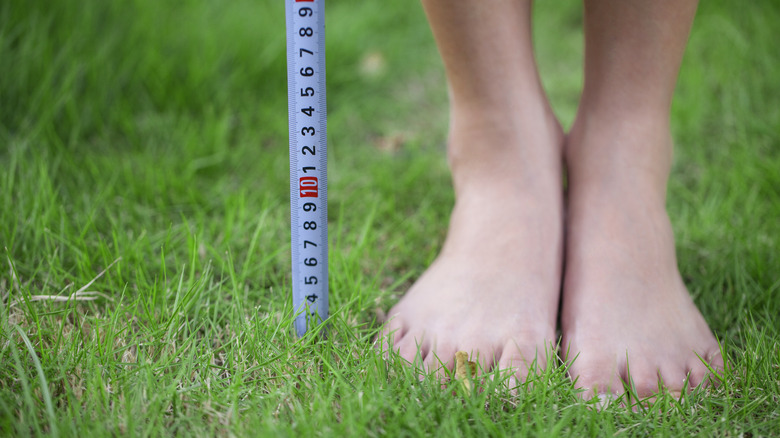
561, 117, 724, 403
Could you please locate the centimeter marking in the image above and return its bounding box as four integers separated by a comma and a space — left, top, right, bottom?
286, 0, 328, 337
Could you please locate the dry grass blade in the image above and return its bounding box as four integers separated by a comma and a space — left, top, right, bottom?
9, 257, 121, 306
455, 351, 477, 395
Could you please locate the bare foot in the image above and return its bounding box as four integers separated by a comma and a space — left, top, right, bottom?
561, 118, 724, 403
379, 110, 564, 382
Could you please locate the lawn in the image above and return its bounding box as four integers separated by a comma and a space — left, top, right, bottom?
1, 0, 779, 436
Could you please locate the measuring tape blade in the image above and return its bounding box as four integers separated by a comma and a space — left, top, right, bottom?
286, 0, 328, 337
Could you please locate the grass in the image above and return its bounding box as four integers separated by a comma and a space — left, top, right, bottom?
1, 0, 779, 435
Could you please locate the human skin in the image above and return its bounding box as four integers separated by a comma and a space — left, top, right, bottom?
380, 0, 564, 382
562, 0, 723, 402
379, 0, 723, 401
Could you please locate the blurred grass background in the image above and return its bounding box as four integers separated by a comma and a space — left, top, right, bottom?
1, 0, 779, 435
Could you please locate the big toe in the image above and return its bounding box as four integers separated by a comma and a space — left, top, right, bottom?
376, 315, 405, 355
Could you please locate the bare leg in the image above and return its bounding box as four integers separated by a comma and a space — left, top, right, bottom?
562, 0, 723, 402
379, 0, 564, 380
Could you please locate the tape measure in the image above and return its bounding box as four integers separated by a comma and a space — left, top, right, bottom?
286, 0, 328, 336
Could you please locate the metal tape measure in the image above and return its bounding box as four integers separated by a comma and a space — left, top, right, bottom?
286, 0, 328, 336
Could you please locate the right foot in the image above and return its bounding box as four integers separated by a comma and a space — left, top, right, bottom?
378, 111, 565, 382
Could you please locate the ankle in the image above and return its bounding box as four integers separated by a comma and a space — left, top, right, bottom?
565, 114, 673, 197
447, 106, 564, 193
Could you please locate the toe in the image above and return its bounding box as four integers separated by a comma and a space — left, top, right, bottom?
396, 332, 428, 366
623, 362, 663, 399
496, 339, 549, 382
377, 315, 406, 354
569, 353, 627, 401
704, 348, 725, 385
623, 364, 688, 409
658, 363, 688, 395
687, 348, 723, 389
423, 341, 457, 377
456, 339, 500, 375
